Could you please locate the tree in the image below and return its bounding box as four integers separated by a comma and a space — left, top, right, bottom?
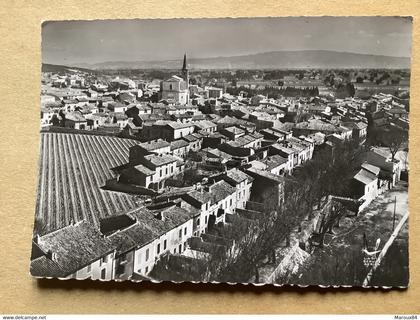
58, 110, 66, 127
381, 127, 408, 161
335, 82, 355, 98
295, 111, 312, 123
50, 114, 60, 126
315, 200, 348, 248
189, 77, 198, 85
399, 147, 409, 171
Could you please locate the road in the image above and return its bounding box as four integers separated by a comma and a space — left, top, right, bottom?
286, 181, 409, 287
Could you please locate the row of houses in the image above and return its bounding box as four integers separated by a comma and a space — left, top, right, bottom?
31, 168, 254, 281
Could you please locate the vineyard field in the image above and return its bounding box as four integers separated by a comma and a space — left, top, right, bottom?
35, 132, 141, 235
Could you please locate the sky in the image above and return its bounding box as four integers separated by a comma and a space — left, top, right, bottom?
42, 17, 413, 65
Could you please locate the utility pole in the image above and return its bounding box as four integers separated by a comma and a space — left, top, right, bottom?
392, 196, 397, 231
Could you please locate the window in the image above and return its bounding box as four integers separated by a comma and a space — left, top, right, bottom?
230, 198, 233, 207
164, 240, 167, 250
197, 218, 200, 225
101, 254, 109, 265
157, 243, 161, 255
101, 269, 106, 279
160, 169, 162, 177
145, 248, 149, 261
165, 167, 168, 175
169, 84, 173, 90
179, 229, 182, 238
171, 166, 174, 174
116, 264, 125, 275
184, 227, 187, 235
119, 253, 127, 264
178, 244, 182, 252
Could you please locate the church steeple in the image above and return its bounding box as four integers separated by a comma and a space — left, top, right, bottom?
180, 53, 189, 104
182, 53, 187, 71
181, 53, 189, 99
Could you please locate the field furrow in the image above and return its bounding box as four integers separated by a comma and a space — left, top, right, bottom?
61, 134, 78, 226
90, 136, 127, 214
96, 136, 127, 212
88, 135, 119, 213
64, 134, 85, 223
79, 134, 112, 222
112, 138, 139, 211
98, 135, 122, 167
46, 133, 54, 231
56, 134, 69, 225
112, 137, 131, 159
68, 134, 95, 222
74, 134, 103, 224
52, 133, 61, 230
35, 134, 48, 233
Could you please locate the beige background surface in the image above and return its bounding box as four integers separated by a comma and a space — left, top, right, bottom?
0, 0, 419, 314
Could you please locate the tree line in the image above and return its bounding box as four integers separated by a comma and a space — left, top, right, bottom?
226, 85, 320, 98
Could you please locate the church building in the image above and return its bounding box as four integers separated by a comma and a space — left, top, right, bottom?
160, 54, 189, 105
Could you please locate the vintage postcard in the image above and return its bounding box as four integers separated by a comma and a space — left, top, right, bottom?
31, 17, 411, 287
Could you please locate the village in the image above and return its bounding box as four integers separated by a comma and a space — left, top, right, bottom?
31, 54, 409, 284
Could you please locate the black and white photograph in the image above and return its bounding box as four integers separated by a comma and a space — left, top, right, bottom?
31, 17, 411, 287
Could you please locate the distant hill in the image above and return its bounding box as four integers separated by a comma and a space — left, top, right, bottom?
42, 63, 95, 74
70, 50, 411, 70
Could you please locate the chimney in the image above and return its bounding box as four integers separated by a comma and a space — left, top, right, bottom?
154, 211, 165, 221
46, 250, 57, 262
